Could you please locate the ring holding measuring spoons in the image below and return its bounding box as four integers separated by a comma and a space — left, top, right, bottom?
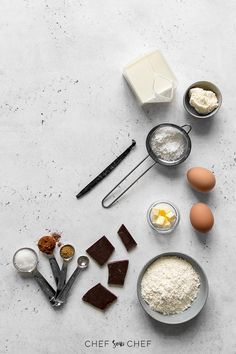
38, 236, 61, 286
55, 244, 75, 296
13, 247, 56, 304
52, 256, 89, 307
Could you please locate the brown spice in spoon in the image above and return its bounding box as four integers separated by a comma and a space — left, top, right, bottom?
60, 245, 75, 259
38, 236, 56, 254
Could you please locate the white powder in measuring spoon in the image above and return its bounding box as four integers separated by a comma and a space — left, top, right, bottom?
14, 248, 38, 272
150, 126, 187, 162
141, 256, 200, 315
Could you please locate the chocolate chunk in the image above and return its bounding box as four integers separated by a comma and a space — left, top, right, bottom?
108, 260, 129, 286
86, 236, 114, 266
82, 283, 117, 310
117, 224, 137, 251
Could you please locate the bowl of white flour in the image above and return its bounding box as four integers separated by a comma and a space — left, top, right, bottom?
137, 252, 208, 324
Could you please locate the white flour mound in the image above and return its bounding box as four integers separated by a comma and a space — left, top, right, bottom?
150, 126, 187, 161
141, 256, 200, 315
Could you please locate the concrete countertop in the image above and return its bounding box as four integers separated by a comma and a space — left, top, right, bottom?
0, 0, 235, 353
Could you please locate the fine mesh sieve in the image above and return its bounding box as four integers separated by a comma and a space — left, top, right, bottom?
146, 123, 191, 165
102, 123, 192, 208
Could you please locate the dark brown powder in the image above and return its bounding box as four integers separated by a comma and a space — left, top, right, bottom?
51, 232, 61, 243
38, 236, 56, 254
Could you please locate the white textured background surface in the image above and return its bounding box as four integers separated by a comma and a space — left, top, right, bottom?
0, 1, 235, 353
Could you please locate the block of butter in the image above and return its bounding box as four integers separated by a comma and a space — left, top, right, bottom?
123, 50, 177, 105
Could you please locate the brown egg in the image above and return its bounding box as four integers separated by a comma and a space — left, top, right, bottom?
187, 167, 216, 192
190, 203, 214, 233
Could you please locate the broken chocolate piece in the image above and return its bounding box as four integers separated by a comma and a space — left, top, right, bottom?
117, 224, 137, 251
108, 260, 129, 286
86, 236, 114, 266
82, 283, 117, 310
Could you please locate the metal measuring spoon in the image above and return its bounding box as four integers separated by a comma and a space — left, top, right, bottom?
38, 236, 61, 285
56, 244, 75, 296
47, 253, 61, 286
13, 248, 56, 304
52, 256, 89, 307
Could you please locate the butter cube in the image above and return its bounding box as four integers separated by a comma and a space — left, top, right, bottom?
166, 211, 176, 222
153, 215, 166, 227
163, 219, 171, 228
151, 215, 158, 223
152, 207, 160, 217
159, 209, 166, 217
163, 206, 171, 213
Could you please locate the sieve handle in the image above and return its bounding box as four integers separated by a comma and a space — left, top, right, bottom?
181, 124, 192, 134
102, 155, 156, 208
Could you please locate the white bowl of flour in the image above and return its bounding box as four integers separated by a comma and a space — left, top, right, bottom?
137, 252, 208, 324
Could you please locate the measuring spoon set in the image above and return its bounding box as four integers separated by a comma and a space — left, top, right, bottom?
13, 247, 89, 308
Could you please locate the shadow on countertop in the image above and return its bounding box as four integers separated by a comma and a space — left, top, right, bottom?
146, 306, 207, 335
193, 228, 214, 248
183, 111, 217, 135
188, 188, 212, 204
152, 163, 184, 179
142, 102, 173, 122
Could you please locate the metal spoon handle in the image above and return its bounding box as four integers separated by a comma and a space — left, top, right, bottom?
48, 255, 60, 285
53, 266, 81, 306
56, 261, 68, 295
33, 269, 56, 302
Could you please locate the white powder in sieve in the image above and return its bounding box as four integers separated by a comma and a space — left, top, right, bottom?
150, 126, 187, 161
141, 256, 200, 315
